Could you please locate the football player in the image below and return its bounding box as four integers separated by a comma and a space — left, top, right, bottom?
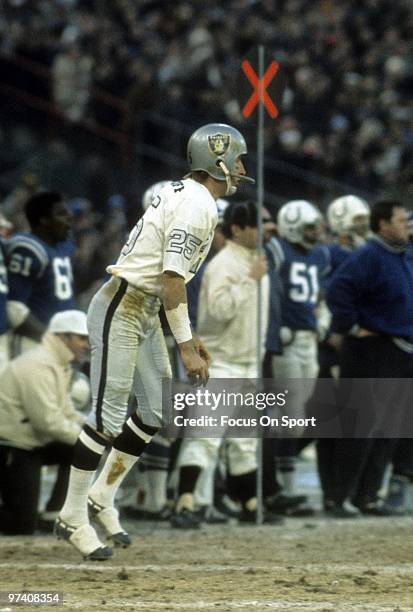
123, 194, 229, 522
56, 123, 254, 560
266, 200, 328, 499
326, 195, 371, 275
315, 195, 371, 516
321, 195, 371, 358
6, 192, 75, 354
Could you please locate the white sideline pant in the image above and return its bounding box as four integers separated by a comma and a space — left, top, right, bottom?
179, 361, 259, 496
87, 276, 172, 436
270, 330, 319, 434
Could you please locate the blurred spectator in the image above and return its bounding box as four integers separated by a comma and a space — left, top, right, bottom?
1, 173, 41, 233
0, 0, 411, 202
0, 0, 413, 315
52, 44, 93, 122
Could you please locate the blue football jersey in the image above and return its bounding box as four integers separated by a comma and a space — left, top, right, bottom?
327, 243, 350, 271
323, 243, 351, 284
267, 237, 329, 330
0, 240, 8, 335
7, 233, 76, 324
186, 261, 207, 330
265, 245, 283, 353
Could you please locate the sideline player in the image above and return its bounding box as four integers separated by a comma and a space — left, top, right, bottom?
6, 192, 75, 354
316, 195, 371, 516
326, 194, 371, 274
56, 123, 254, 560
319, 195, 371, 377
266, 200, 328, 499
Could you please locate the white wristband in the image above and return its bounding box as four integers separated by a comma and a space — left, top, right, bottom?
165, 303, 192, 344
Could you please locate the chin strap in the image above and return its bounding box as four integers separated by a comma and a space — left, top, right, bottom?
218, 160, 237, 196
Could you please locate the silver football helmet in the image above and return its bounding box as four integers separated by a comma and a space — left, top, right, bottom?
186, 123, 255, 195
277, 200, 323, 249
328, 195, 370, 246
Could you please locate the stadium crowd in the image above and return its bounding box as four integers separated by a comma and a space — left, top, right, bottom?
1, 0, 413, 202
0, 1, 412, 540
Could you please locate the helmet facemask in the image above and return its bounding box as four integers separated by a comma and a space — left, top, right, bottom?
349, 214, 370, 247
301, 221, 323, 250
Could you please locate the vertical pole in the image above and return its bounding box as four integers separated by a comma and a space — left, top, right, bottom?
256, 45, 265, 525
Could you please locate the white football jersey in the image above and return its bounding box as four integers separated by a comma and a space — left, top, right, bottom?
107, 179, 217, 297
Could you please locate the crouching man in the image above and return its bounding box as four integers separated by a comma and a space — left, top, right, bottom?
0, 310, 89, 534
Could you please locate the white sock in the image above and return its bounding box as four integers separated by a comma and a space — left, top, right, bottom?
60, 466, 96, 527
280, 470, 296, 495
89, 448, 139, 508
145, 469, 168, 512
277, 455, 296, 495
194, 463, 215, 507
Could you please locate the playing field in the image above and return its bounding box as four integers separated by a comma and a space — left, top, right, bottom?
0, 517, 412, 611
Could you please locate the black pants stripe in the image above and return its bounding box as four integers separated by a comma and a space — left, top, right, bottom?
95, 278, 128, 432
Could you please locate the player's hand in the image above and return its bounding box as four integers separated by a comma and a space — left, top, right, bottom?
327, 333, 344, 352
179, 344, 209, 386
355, 328, 377, 338
249, 255, 268, 281
192, 333, 212, 368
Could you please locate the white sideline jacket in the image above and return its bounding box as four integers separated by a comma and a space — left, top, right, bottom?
197, 241, 269, 370
0, 332, 84, 451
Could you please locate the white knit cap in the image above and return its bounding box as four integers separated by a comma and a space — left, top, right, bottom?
48, 310, 88, 336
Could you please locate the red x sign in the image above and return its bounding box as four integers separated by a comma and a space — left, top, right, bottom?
242, 60, 279, 119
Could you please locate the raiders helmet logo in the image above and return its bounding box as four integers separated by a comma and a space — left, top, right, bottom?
208, 133, 230, 156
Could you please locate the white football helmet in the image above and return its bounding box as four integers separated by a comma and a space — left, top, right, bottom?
328, 195, 370, 236
142, 181, 169, 211
277, 200, 323, 249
